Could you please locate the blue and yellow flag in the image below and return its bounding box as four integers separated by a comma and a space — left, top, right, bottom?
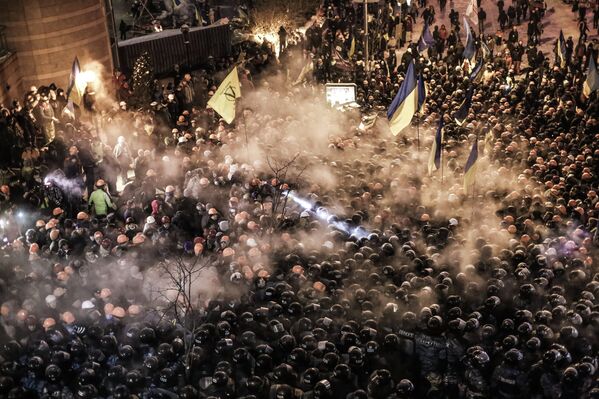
66, 57, 81, 106
207, 67, 241, 124
387, 61, 418, 136
557, 30, 567, 68
464, 138, 479, 195
583, 56, 599, 98
428, 116, 444, 176
417, 23, 435, 53
481, 41, 491, 60
453, 88, 473, 126
463, 18, 476, 64
417, 74, 427, 112
195, 6, 204, 25
469, 59, 484, 83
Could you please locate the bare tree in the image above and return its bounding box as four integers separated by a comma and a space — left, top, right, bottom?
265, 152, 307, 227
147, 255, 212, 378
249, 0, 320, 33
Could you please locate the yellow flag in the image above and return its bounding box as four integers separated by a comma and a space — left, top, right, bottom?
207, 67, 241, 124
583, 57, 599, 98
348, 37, 356, 59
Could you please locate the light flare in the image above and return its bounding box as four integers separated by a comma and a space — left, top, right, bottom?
251, 23, 282, 58
75, 70, 99, 93
285, 191, 370, 240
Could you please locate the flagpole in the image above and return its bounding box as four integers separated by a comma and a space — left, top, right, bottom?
471, 177, 477, 223
471, 133, 478, 202
440, 114, 444, 185
416, 115, 420, 152
441, 145, 444, 185
242, 108, 249, 161
364, 0, 369, 72
470, 190, 475, 223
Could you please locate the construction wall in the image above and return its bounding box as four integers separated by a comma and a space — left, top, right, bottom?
117, 24, 231, 76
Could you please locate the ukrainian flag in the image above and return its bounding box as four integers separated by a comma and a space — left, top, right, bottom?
417, 74, 427, 112
469, 59, 484, 83
207, 67, 241, 124
195, 6, 205, 25
463, 138, 479, 195
66, 57, 82, 106
481, 41, 491, 60
583, 56, 599, 98
557, 30, 567, 68
417, 22, 434, 53
388, 61, 418, 136
428, 116, 444, 176
463, 17, 477, 65
453, 88, 473, 126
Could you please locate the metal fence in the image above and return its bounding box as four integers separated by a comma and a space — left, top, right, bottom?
117, 23, 231, 76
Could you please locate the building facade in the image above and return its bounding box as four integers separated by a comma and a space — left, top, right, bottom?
0, 0, 113, 104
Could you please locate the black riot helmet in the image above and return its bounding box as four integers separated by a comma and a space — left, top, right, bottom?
212, 370, 228, 386
314, 379, 333, 397
112, 385, 130, 399
75, 384, 98, 399
28, 356, 44, 372
139, 327, 156, 344
302, 367, 320, 387
396, 379, 415, 394
125, 370, 142, 387
118, 344, 134, 360
45, 364, 62, 382
0, 376, 14, 394
179, 385, 198, 399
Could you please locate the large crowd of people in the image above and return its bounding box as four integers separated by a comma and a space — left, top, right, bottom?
0, 0, 598, 398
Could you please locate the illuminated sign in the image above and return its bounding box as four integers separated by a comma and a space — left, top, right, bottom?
325, 83, 357, 106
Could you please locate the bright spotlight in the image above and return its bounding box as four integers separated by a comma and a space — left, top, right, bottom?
286, 191, 371, 239
75, 70, 99, 93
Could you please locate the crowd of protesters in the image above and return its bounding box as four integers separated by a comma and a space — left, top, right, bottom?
0, 0, 598, 397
